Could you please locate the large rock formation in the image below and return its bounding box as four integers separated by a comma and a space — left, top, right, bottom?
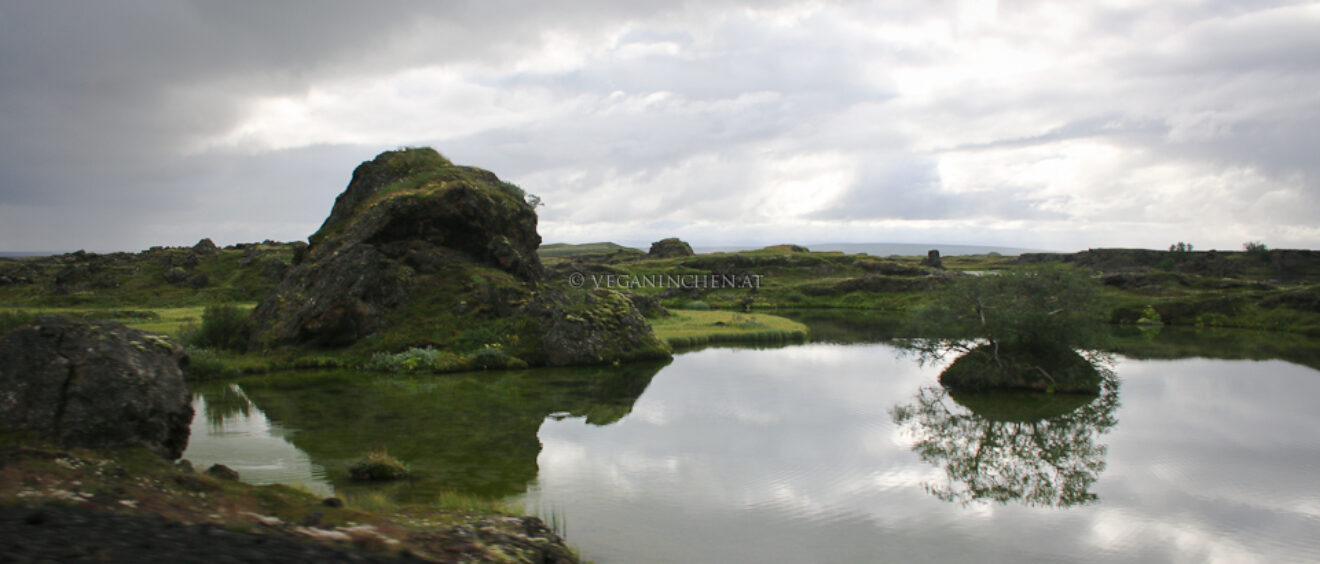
249, 148, 670, 366
0, 316, 193, 459
647, 237, 694, 259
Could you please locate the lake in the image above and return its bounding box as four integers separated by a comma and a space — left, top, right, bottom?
185, 326, 1320, 563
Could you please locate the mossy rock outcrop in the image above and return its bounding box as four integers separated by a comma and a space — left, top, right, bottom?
249, 148, 670, 366
648, 237, 694, 258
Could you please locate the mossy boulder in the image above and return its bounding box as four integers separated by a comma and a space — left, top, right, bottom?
939, 344, 1102, 394
648, 237, 694, 258
248, 148, 669, 366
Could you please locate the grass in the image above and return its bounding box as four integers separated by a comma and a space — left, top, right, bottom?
650, 310, 809, 349
0, 305, 258, 340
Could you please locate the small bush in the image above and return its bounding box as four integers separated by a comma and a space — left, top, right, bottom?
187, 304, 250, 352
683, 300, 711, 310
349, 448, 410, 481
1136, 305, 1163, 325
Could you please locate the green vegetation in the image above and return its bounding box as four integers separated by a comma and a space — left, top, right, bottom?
5, 241, 1319, 381
0, 309, 39, 334
349, 448, 411, 481
650, 310, 808, 349
1244, 240, 1269, 260
0, 243, 294, 308
915, 265, 1107, 353
1136, 305, 1163, 325
213, 361, 665, 500
364, 345, 528, 373
905, 265, 1109, 393
183, 304, 251, 352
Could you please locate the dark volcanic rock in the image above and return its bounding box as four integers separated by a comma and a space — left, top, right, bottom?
290, 241, 309, 265
534, 289, 661, 365
162, 267, 189, 285
205, 463, 240, 481
921, 249, 943, 269
260, 257, 289, 281
192, 238, 218, 255
0, 316, 193, 459
648, 237, 694, 258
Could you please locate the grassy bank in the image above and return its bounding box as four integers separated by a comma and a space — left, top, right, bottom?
650, 310, 809, 349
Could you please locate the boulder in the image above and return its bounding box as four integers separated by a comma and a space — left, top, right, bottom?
162, 267, 189, 284
0, 316, 193, 459
205, 463, 240, 481
648, 237, 694, 258
921, 249, 943, 269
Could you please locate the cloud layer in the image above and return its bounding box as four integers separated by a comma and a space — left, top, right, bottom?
2, 0, 1317, 251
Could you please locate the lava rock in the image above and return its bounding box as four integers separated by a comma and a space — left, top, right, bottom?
205, 463, 240, 481
192, 238, 218, 255
0, 316, 193, 459
647, 237, 694, 259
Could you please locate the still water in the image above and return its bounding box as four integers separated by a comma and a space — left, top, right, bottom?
186, 330, 1320, 563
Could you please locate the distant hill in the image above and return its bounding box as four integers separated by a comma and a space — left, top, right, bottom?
538, 242, 644, 259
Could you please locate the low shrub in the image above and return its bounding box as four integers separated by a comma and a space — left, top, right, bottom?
366, 347, 462, 373
186, 304, 250, 352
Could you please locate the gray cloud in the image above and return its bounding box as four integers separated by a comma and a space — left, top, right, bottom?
1, 0, 1317, 251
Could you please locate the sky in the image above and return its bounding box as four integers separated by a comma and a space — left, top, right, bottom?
2, 0, 1318, 253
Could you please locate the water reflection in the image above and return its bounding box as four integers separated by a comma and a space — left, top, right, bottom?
227, 361, 666, 501
196, 383, 254, 429
891, 370, 1119, 507
184, 339, 1320, 563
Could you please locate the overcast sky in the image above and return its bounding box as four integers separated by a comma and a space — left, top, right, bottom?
2, 0, 1318, 253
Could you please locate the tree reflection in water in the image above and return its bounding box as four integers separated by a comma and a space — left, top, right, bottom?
890, 360, 1119, 507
